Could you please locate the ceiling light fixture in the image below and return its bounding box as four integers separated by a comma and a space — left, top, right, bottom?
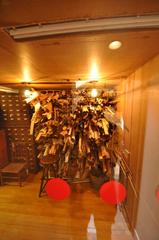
108, 40, 122, 50
5, 15, 159, 40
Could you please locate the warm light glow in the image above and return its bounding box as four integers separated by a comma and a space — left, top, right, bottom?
25, 89, 39, 103
19, 45, 32, 83
76, 79, 88, 88
108, 41, 122, 50
75, 79, 98, 88
121, 116, 124, 130
24, 89, 31, 97
89, 61, 99, 81
34, 101, 41, 111
23, 67, 32, 82
75, 61, 100, 88
91, 89, 98, 98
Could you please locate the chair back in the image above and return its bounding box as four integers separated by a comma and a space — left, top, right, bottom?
11, 142, 29, 163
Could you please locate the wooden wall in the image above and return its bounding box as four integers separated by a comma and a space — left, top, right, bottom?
134, 55, 159, 240
118, 71, 146, 233
119, 54, 159, 239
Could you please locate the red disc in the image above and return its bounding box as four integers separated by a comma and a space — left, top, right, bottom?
99, 180, 126, 205
45, 178, 71, 201
156, 189, 159, 201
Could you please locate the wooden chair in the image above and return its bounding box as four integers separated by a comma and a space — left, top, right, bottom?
0, 143, 29, 187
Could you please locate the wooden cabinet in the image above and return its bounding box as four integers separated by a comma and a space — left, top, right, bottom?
0, 93, 38, 172
120, 163, 138, 231
0, 129, 8, 168
119, 69, 146, 233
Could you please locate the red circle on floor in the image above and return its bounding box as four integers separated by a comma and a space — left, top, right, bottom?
99, 180, 126, 205
156, 190, 159, 201
45, 178, 71, 201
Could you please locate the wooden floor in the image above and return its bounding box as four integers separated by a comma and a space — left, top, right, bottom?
0, 173, 133, 240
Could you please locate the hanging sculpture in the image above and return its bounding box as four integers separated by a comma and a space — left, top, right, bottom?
28, 89, 122, 181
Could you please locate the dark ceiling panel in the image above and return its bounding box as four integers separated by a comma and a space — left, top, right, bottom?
0, 0, 159, 27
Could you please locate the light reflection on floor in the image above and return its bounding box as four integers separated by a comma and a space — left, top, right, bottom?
111, 207, 133, 240
86, 208, 133, 240
0, 173, 134, 240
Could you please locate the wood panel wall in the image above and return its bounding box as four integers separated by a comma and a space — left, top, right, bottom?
119, 68, 148, 233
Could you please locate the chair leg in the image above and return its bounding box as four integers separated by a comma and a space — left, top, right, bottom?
0, 173, 3, 186
39, 166, 48, 197
39, 164, 57, 197
50, 164, 56, 178
19, 174, 22, 187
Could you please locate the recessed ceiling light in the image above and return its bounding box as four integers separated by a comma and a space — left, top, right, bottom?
108, 41, 122, 50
